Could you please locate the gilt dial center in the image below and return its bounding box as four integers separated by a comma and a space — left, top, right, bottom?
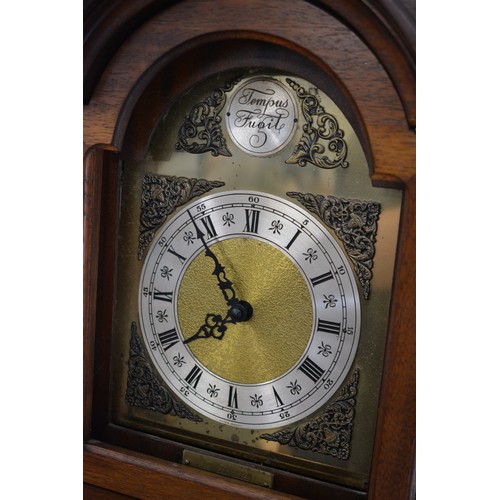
177, 237, 313, 384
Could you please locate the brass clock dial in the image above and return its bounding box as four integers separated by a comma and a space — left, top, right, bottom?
139, 191, 360, 427
110, 71, 403, 489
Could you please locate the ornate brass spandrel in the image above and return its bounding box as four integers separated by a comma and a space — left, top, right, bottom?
125, 322, 202, 421
285, 78, 348, 170
287, 191, 380, 299
260, 369, 359, 459
138, 173, 224, 259
176, 77, 241, 157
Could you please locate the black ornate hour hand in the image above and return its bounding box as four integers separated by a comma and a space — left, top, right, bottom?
183, 311, 235, 344
188, 210, 239, 308
187, 210, 254, 325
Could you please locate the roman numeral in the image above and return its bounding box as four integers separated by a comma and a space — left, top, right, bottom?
310, 271, 334, 287
200, 215, 217, 239
167, 246, 186, 263
317, 319, 341, 335
285, 229, 301, 250
158, 328, 179, 351
153, 288, 173, 302
298, 356, 325, 383
272, 386, 284, 407
184, 364, 203, 389
227, 386, 238, 408
243, 209, 260, 233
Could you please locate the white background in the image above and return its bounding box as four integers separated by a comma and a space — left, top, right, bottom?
2, 2, 499, 497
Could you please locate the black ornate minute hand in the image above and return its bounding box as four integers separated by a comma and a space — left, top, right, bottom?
188, 210, 253, 323
183, 311, 235, 344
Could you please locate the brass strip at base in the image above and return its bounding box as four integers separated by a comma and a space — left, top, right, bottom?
182, 450, 274, 488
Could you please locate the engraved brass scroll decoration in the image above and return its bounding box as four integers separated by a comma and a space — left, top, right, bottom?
176, 77, 241, 157
138, 174, 224, 259
287, 192, 380, 299
126, 322, 202, 422
260, 369, 359, 459
285, 78, 348, 169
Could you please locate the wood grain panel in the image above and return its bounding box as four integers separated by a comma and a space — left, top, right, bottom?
83, 144, 118, 439
84, 0, 415, 126
368, 177, 416, 499
84, 443, 302, 500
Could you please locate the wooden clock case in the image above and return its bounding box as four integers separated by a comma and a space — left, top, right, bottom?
83, 1, 415, 498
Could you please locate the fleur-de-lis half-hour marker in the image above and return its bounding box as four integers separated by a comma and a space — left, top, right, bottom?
183, 230, 195, 245
207, 384, 219, 398
222, 212, 235, 226
156, 310, 168, 322
250, 394, 264, 407
269, 219, 283, 235
303, 248, 318, 263
287, 380, 302, 395
160, 266, 173, 280
323, 294, 338, 308
318, 341, 332, 357
173, 353, 185, 367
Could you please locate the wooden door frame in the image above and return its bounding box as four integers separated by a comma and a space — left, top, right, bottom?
83, 2, 415, 498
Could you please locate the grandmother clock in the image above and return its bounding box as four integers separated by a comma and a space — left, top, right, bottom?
83, 1, 415, 498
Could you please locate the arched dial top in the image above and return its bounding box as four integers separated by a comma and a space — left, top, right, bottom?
139, 191, 361, 428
